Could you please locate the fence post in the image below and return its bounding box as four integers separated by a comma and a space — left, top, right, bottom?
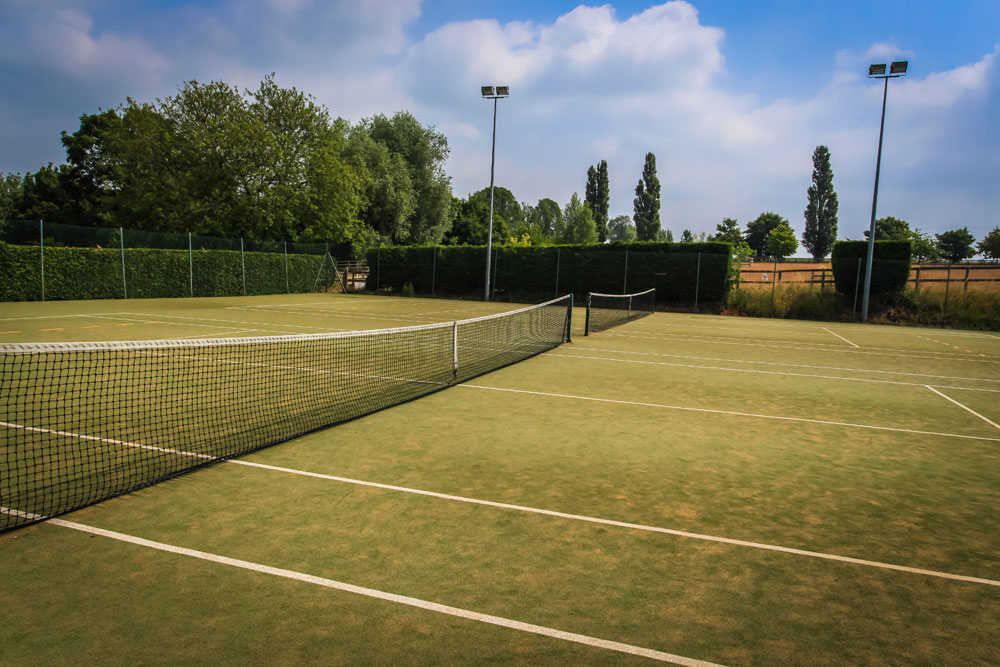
120, 227, 128, 299
240, 238, 246, 296
694, 253, 701, 311
376, 247, 381, 292
188, 232, 194, 297
964, 266, 970, 293
623, 250, 629, 293
770, 260, 777, 309
555, 248, 560, 295
491, 247, 498, 299
284, 241, 290, 293
943, 263, 952, 316
853, 258, 862, 318
431, 246, 437, 296
39, 219, 45, 301
914, 265, 920, 290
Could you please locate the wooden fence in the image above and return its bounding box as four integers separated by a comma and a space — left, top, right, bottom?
739, 262, 1000, 292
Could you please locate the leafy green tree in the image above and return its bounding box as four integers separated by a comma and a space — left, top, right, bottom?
744, 212, 786, 256
909, 229, 938, 262
443, 187, 519, 246
802, 145, 838, 260
977, 227, 1000, 261
935, 227, 977, 262
863, 216, 911, 240
680, 229, 694, 242
345, 127, 415, 243
0, 172, 24, 220
534, 198, 562, 240
712, 217, 741, 245
561, 193, 598, 244
608, 214, 637, 242
633, 152, 660, 241
363, 111, 452, 244
765, 221, 798, 259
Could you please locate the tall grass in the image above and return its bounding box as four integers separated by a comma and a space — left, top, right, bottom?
724, 284, 1000, 330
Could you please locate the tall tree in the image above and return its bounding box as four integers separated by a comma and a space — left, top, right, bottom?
584, 159, 610, 242
744, 212, 786, 256
680, 229, 694, 243
608, 214, 637, 242
766, 221, 798, 259
633, 152, 660, 241
363, 111, 453, 244
935, 227, 977, 262
909, 229, 938, 262
534, 198, 562, 240
712, 217, 741, 245
977, 227, 1000, 261
561, 193, 598, 244
802, 145, 838, 259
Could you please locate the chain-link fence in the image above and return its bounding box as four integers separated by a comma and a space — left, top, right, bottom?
0, 219, 339, 301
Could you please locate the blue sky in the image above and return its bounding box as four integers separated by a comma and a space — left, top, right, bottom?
1, 1, 998, 249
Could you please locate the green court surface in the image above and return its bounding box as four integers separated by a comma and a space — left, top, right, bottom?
2, 293, 999, 666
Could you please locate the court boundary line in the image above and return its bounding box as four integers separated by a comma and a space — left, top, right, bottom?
13, 514, 723, 667
459, 384, 1000, 443
924, 386, 1000, 431
823, 328, 860, 348
3, 422, 999, 587
547, 352, 1000, 393
605, 331, 1000, 364
562, 346, 1000, 385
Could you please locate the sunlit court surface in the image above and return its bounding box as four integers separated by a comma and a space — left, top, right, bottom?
2, 293, 999, 666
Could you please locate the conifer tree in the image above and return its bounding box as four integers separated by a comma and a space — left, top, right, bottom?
802, 145, 838, 260
633, 153, 660, 241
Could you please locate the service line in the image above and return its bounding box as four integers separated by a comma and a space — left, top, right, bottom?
924, 386, 1000, 431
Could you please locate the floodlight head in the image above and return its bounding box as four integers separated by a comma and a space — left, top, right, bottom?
495, 85, 510, 97
890, 61, 908, 75
868, 63, 887, 77
481, 85, 495, 97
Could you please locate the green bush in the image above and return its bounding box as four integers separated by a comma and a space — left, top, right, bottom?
831, 240, 911, 298
365, 241, 733, 305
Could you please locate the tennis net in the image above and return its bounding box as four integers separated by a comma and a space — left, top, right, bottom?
584, 288, 655, 335
0, 295, 573, 533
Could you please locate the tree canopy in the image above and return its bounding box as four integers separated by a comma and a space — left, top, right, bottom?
744, 212, 787, 257
977, 227, 1000, 261
633, 153, 660, 241
766, 221, 798, 259
935, 227, 977, 262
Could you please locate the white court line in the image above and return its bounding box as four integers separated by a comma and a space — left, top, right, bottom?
823, 328, 860, 348
4, 422, 999, 588
547, 353, 1000, 393
924, 386, 1000, 431
605, 331, 1000, 364
119, 312, 347, 332
459, 384, 1000, 443
563, 346, 1000, 385
12, 515, 723, 667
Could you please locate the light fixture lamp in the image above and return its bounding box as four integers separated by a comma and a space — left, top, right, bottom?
480, 84, 510, 301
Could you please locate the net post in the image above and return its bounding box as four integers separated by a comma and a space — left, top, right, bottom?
39, 219, 45, 301
584, 292, 591, 336
568, 293, 574, 342
240, 238, 247, 296
452, 320, 459, 380
120, 227, 128, 299
188, 232, 194, 297
284, 241, 290, 293
628, 295, 633, 320
694, 252, 701, 311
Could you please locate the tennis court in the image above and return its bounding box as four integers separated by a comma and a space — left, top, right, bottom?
2, 292, 999, 666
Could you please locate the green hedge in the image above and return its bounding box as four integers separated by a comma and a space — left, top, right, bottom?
831, 240, 911, 298
365, 241, 733, 304
0, 242, 332, 301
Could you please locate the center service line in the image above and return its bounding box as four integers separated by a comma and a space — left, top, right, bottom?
924, 385, 1000, 431
36, 517, 724, 667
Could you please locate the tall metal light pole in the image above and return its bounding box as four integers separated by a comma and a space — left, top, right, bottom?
861, 60, 907, 323
481, 85, 509, 301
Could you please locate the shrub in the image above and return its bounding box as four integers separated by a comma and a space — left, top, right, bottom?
831, 240, 911, 298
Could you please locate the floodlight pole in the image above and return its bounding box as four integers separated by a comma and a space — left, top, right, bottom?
861, 62, 906, 323
486, 95, 499, 301
481, 85, 508, 301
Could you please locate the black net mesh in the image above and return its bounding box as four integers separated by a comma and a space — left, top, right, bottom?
585, 288, 656, 335
0, 295, 572, 532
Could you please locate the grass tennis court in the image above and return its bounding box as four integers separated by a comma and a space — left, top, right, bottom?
2, 293, 999, 665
